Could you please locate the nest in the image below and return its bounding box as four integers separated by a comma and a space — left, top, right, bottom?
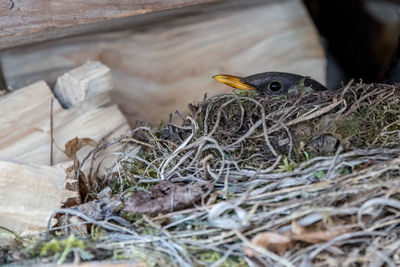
12, 82, 400, 266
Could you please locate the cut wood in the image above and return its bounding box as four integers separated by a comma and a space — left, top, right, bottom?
0, 0, 326, 126
0, 160, 79, 235
0, 81, 56, 164
0, 0, 217, 50
0, 62, 130, 237
54, 61, 113, 108
0, 71, 129, 167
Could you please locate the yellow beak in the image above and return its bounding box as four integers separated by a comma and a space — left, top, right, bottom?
213, 74, 256, 91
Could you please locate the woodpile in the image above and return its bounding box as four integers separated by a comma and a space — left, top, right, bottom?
0, 61, 129, 237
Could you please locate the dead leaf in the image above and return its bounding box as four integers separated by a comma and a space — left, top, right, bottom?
243, 221, 349, 256
291, 228, 348, 244
289, 220, 349, 244
65, 137, 98, 160
291, 221, 305, 235
243, 232, 293, 256
124, 180, 214, 215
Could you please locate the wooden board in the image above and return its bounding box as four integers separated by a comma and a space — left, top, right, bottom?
1, 0, 326, 126
0, 0, 217, 49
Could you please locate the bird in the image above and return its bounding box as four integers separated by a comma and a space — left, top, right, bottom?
213, 72, 327, 95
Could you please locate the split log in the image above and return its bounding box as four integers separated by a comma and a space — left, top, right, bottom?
0, 0, 326, 126
0, 80, 56, 164
0, 160, 79, 235
54, 61, 113, 108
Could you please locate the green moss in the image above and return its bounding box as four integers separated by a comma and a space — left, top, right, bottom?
313, 170, 325, 179
333, 100, 400, 149
303, 151, 311, 161
39, 234, 92, 264
109, 177, 135, 193
84, 192, 98, 202
120, 212, 156, 231
120, 211, 143, 224
340, 166, 352, 175
337, 113, 361, 137
128, 160, 157, 178
233, 89, 257, 98
90, 225, 106, 242
113, 249, 157, 266
195, 250, 247, 267
278, 157, 297, 172
127, 150, 158, 179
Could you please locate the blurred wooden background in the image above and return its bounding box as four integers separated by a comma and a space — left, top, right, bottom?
0, 0, 326, 126
0, 0, 217, 49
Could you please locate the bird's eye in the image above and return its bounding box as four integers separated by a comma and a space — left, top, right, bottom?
268, 81, 282, 92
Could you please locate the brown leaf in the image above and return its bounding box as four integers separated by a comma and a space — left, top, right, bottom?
64, 137, 98, 197
244, 232, 293, 256
290, 227, 348, 244
291, 221, 305, 235
124, 180, 214, 215
290, 220, 348, 244
65, 137, 98, 160
243, 221, 349, 257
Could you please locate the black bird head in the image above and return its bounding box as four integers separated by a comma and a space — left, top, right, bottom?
213, 72, 327, 95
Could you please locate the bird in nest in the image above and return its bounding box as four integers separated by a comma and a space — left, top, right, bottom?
213, 71, 336, 156
213, 71, 327, 95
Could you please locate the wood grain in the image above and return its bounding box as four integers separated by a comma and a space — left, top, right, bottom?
0, 0, 216, 49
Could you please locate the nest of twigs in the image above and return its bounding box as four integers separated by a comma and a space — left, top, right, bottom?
8, 82, 400, 266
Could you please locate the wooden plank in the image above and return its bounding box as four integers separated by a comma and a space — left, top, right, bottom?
0, 160, 79, 235
0, 0, 216, 50
1, 0, 326, 126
